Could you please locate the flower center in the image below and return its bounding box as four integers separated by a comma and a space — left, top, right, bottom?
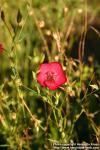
45, 72, 56, 82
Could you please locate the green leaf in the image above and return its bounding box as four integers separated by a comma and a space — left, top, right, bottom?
40, 54, 45, 63
0, 84, 4, 91
32, 71, 36, 80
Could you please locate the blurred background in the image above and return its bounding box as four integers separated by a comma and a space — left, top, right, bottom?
0, 0, 100, 149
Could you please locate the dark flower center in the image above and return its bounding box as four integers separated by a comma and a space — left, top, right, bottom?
45, 72, 56, 81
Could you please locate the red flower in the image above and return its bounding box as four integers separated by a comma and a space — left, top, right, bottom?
37, 62, 68, 90
0, 43, 4, 53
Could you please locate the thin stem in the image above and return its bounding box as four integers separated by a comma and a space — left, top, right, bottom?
22, 84, 40, 96
81, 73, 95, 102
17, 86, 45, 131
17, 15, 29, 41
81, 88, 100, 102
27, 3, 51, 61
82, 0, 88, 60
3, 20, 13, 39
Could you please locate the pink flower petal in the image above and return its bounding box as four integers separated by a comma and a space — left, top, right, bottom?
50, 62, 67, 86
37, 63, 51, 86
37, 72, 46, 86
37, 62, 68, 90
55, 74, 67, 86
50, 62, 64, 74
44, 80, 58, 90
39, 63, 51, 74
0, 43, 4, 53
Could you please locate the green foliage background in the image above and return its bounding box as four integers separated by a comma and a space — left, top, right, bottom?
0, 0, 100, 149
